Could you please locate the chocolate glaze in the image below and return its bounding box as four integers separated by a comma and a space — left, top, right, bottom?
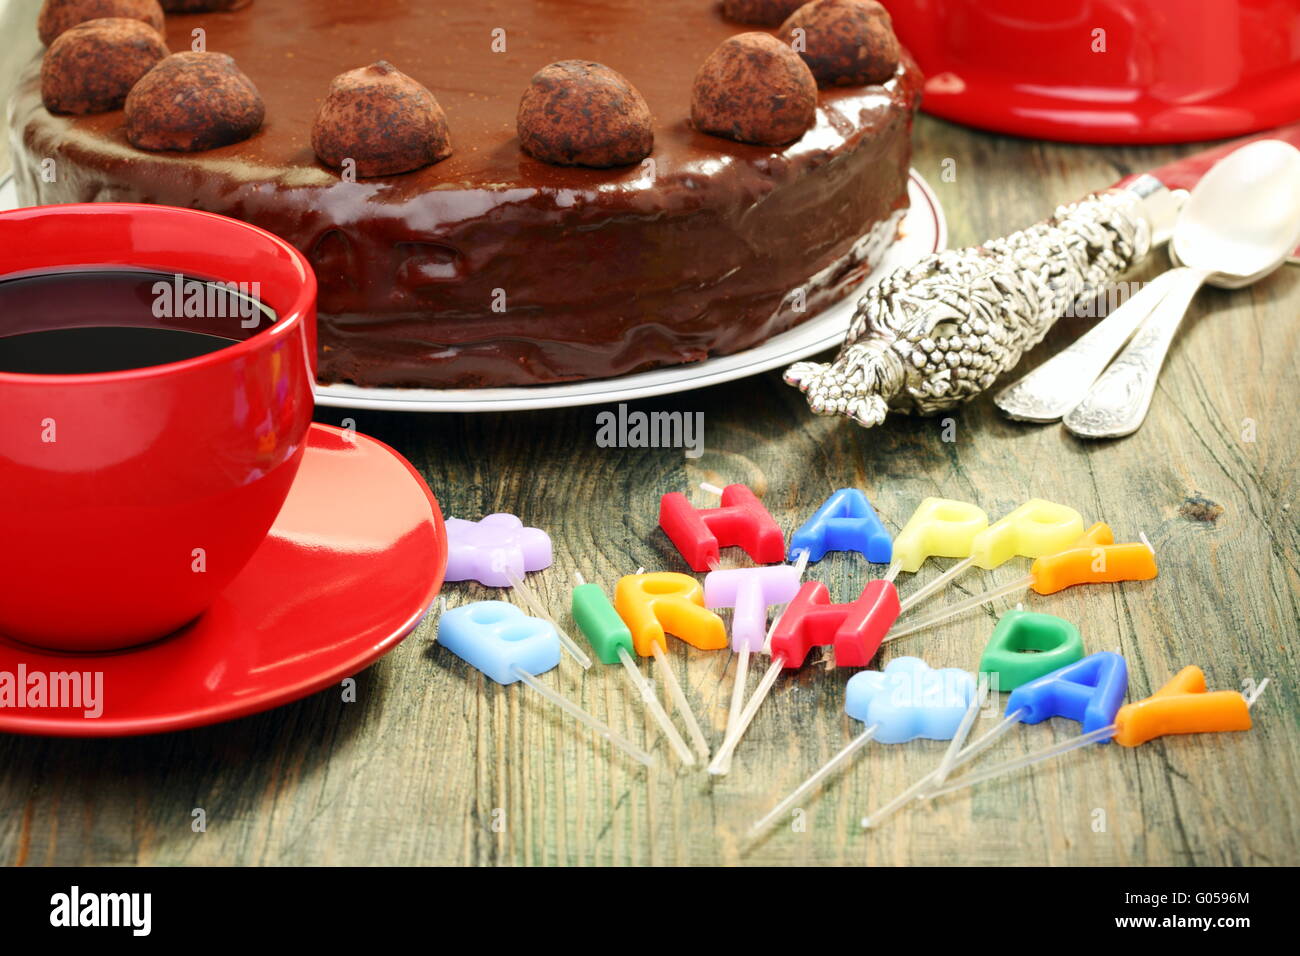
10, 0, 921, 388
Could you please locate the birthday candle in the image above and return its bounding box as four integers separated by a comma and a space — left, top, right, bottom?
748, 658, 975, 839
659, 483, 785, 572
978, 609, 1086, 691
1111, 665, 1256, 747
704, 555, 808, 774
896, 499, 1085, 615
708, 575, 901, 774
437, 600, 653, 766
916, 651, 1129, 798
861, 675, 991, 829
615, 571, 725, 760
925, 666, 1258, 798
883, 497, 989, 580
571, 572, 696, 766
443, 514, 590, 670
444, 513, 553, 587
865, 611, 1085, 828
886, 524, 1156, 644
788, 488, 892, 564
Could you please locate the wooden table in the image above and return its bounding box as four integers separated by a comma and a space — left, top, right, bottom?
3, 111, 1298, 867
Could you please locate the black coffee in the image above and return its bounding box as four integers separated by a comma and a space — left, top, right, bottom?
0, 269, 276, 375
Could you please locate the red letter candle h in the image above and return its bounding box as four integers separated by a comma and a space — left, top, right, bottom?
659, 484, 785, 572
769, 580, 900, 669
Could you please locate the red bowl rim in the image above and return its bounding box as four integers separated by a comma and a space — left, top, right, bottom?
0, 202, 316, 387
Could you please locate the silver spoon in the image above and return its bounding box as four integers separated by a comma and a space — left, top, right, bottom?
993, 184, 1187, 423
994, 267, 1182, 422
1064, 140, 1300, 439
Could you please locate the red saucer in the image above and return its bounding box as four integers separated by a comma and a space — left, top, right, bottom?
0, 423, 447, 737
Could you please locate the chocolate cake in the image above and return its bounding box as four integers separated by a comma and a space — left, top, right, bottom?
9, 0, 921, 388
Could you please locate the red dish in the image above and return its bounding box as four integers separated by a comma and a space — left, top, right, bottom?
0, 202, 317, 651
0, 423, 448, 737
890, 0, 1300, 143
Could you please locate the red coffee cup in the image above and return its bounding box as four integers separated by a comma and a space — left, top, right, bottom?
0, 203, 317, 651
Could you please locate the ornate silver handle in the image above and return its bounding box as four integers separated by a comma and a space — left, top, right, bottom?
784, 178, 1173, 429
1062, 267, 1208, 438
993, 269, 1182, 421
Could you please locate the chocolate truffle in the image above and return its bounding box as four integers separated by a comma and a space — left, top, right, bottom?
311, 61, 452, 178
779, 0, 901, 87
517, 60, 653, 168
691, 32, 817, 146
159, 0, 250, 10
36, 0, 164, 46
125, 51, 264, 151
40, 18, 168, 115
722, 0, 807, 26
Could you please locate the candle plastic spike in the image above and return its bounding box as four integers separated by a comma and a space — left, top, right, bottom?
509, 667, 656, 767
886, 575, 1032, 644
724, 643, 752, 767
924, 723, 1118, 798
912, 706, 1029, 803
708, 653, 785, 774
932, 675, 991, 784
616, 647, 695, 766
749, 726, 879, 839
438, 601, 652, 766
1245, 678, 1270, 708
571, 579, 693, 764
505, 568, 592, 669
896, 556, 976, 615
651, 643, 711, 761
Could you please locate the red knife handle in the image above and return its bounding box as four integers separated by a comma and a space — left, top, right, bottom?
1117, 122, 1300, 191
